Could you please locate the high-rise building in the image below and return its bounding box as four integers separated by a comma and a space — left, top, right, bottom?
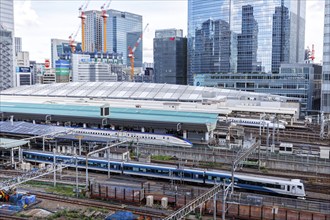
16, 51, 29, 67
51, 38, 82, 68
322, 0, 330, 113
0, 0, 14, 32
188, 0, 306, 85
0, 0, 14, 90
71, 54, 117, 82
14, 37, 21, 55
84, 9, 143, 67
85, 10, 103, 53
104, 9, 143, 67
153, 29, 187, 85
0, 27, 13, 90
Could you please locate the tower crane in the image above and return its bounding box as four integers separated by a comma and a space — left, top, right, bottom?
69, 25, 81, 53
128, 23, 149, 81
101, 0, 112, 53
311, 44, 315, 62
78, 0, 90, 52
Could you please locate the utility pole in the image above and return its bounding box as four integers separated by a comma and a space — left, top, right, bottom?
85, 141, 127, 191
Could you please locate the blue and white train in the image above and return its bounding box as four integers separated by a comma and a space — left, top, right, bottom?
218, 117, 286, 129
22, 151, 305, 198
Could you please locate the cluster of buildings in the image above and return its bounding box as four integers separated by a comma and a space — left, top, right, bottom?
0, 0, 329, 115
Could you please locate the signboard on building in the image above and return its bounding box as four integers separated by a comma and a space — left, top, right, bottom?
45, 59, 50, 68
16, 67, 31, 73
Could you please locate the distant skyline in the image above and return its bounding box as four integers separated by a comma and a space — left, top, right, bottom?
14, 0, 324, 64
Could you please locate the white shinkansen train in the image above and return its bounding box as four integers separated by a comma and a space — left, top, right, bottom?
73, 128, 193, 147
218, 117, 286, 129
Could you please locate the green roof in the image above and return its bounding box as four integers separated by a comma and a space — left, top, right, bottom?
0, 102, 218, 125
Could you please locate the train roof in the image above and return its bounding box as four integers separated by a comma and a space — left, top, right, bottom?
23, 150, 301, 184
205, 169, 299, 184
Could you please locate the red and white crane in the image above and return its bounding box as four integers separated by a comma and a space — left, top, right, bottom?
128, 23, 149, 81
69, 25, 81, 53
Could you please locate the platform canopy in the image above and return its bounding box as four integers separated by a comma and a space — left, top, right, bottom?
0, 138, 29, 149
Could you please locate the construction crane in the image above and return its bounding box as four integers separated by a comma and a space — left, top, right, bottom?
311, 44, 315, 62
69, 25, 81, 53
128, 23, 149, 81
78, 0, 90, 52
101, 0, 112, 53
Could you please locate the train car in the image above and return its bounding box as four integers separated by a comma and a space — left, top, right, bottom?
22, 150, 305, 198
73, 128, 193, 148
218, 117, 286, 129
204, 170, 305, 197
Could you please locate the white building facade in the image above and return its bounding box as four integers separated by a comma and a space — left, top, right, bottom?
71, 54, 117, 82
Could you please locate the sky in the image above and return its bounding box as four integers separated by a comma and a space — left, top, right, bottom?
14, 0, 325, 64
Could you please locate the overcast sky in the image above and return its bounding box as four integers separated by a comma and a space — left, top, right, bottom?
14, 0, 325, 64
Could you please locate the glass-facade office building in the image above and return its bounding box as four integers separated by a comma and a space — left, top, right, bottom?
188, 0, 306, 85
194, 63, 322, 116
153, 29, 187, 85
322, 0, 330, 113
104, 10, 143, 67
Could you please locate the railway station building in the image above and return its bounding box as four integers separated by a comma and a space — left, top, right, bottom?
0, 82, 300, 144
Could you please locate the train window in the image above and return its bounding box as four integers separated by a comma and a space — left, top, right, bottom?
184, 172, 192, 178
297, 186, 302, 190
163, 137, 165, 139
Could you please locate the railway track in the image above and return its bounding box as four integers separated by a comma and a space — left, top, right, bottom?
33, 192, 167, 219
0, 214, 26, 220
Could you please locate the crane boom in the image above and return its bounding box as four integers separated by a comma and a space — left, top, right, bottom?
69, 25, 81, 53
128, 23, 149, 81
132, 23, 149, 53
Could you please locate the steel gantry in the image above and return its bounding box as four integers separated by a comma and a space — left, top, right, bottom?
163, 184, 223, 220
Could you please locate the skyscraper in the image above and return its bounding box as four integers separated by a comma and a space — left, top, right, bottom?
85, 10, 103, 53
0, 0, 14, 90
153, 29, 187, 85
0, 0, 14, 32
188, 0, 306, 85
322, 0, 330, 113
0, 27, 13, 90
84, 9, 143, 67
105, 9, 143, 67
15, 37, 22, 55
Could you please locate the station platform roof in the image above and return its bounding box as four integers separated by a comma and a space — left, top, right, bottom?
0, 102, 218, 131
0, 138, 29, 149
0, 121, 118, 143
